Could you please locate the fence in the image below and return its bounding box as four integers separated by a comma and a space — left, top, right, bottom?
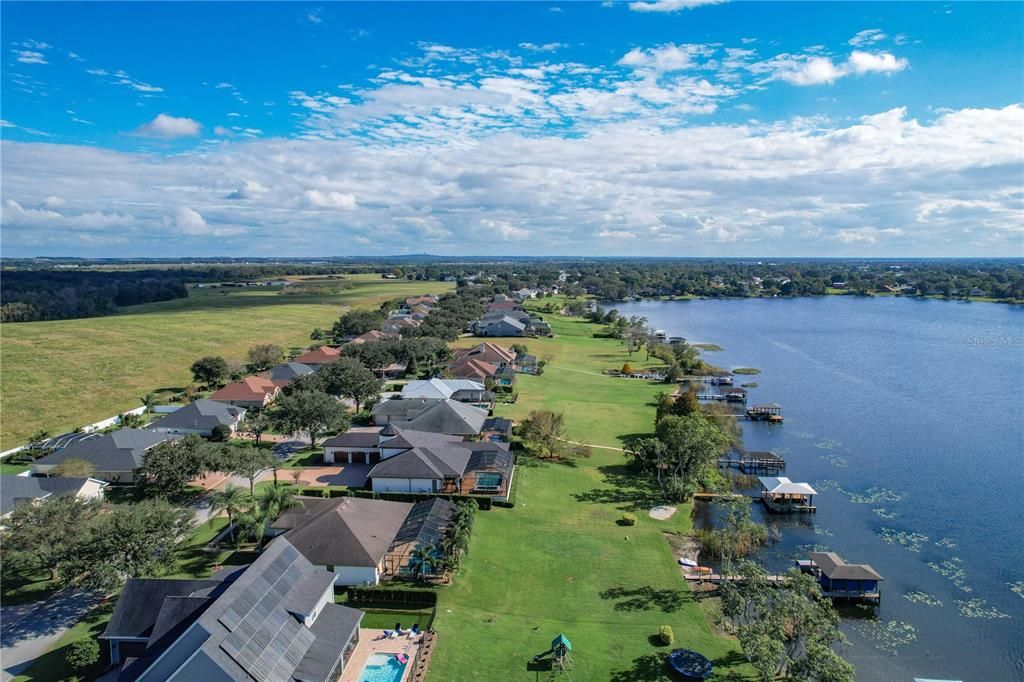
0, 405, 153, 461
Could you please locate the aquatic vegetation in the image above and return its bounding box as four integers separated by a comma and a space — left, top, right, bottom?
1009, 580, 1024, 600
795, 543, 832, 554
934, 537, 958, 549
692, 343, 723, 352
850, 618, 918, 655
954, 598, 1010, 619
927, 557, 972, 593
872, 507, 899, 520
791, 431, 815, 440
845, 486, 905, 504
740, 382, 758, 388
812, 479, 842, 492
814, 438, 841, 450
820, 454, 849, 468
878, 527, 928, 552
903, 591, 942, 607
733, 367, 760, 375
813, 527, 834, 537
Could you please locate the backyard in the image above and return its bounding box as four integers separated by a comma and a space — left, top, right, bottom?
0, 275, 453, 449
432, 308, 753, 680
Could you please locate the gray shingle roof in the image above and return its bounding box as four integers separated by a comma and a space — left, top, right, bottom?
391, 400, 488, 436
147, 400, 245, 432
368, 446, 470, 480
267, 362, 315, 382
0, 475, 96, 517
810, 552, 884, 581
102, 578, 224, 640
33, 429, 172, 473
271, 497, 413, 568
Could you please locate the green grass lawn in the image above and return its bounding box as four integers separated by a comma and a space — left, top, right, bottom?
0, 276, 453, 449
432, 312, 752, 681
0, 463, 31, 475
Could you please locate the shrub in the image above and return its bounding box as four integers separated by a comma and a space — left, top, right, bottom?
210, 424, 233, 442
658, 625, 674, 646
622, 512, 637, 526
622, 362, 635, 374
66, 637, 100, 673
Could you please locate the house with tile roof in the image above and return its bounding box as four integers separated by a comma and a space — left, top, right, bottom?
292, 345, 342, 369
209, 375, 280, 409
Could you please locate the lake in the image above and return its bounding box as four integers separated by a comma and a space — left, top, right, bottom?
608, 296, 1024, 681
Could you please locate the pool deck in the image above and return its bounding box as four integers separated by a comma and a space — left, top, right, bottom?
340, 629, 423, 682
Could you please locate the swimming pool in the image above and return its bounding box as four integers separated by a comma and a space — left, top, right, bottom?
358, 653, 408, 682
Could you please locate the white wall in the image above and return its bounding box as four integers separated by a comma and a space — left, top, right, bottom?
326, 565, 379, 586
371, 477, 437, 494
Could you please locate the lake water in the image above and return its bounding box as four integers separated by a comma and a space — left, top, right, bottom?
609, 297, 1024, 682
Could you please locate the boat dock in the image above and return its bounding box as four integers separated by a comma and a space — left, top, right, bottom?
683, 573, 788, 585
718, 450, 786, 473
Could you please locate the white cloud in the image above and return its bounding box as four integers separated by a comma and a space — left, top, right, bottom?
134, 114, 202, 138
598, 229, 637, 239
86, 68, 108, 76
618, 44, 709, 73
14, 50, 47, 65
215, 82, 234, 89
226, 180, 268, 200
0, 119, 14, 128
43, 196, 66, 208
307, 7, 323, 23
68, 51, 85, 61
519, 42, 565, 52
848, 50, 908, 75
849, 29, 887, 47
774, 56, 846, 85
168, 206, 246, 236
303, 189, 357, 209
628, 0, 726, 13
833, 227, 904, 244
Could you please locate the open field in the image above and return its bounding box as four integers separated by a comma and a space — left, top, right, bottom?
433, 311, 752, 680
0, 275, 452, 449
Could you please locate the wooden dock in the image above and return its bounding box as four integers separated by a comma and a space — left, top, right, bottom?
684, 573, 788, 585
718, 451, 786, 473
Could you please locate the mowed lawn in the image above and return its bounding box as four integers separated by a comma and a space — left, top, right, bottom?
0, 275, 452, 449
433, 313, 752, 681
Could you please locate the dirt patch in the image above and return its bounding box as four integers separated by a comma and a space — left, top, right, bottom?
649, 505, 677, 520
664, 532, 701, 565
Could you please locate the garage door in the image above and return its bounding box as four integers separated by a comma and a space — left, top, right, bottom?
368, 452, 381, 464
349, 452, 366, 464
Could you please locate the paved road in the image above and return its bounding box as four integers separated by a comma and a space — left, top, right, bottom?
0, 589, 103, 681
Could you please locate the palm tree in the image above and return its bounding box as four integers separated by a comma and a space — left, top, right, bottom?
260, 484, 300, 522
234, 503, 267, 549
209, 485, 247, 547
140, 393, 157, 420
408, 544, 438, 583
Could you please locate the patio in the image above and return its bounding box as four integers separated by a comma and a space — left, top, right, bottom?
339, 629, 422, 682
259, 463, 371, 487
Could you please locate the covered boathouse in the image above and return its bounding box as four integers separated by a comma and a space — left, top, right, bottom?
798, 551, 883, 603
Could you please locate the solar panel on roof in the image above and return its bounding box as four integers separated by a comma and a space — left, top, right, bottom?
218, 607, 242, 631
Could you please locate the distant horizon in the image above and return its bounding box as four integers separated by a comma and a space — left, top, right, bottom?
2, 1, 1022, 257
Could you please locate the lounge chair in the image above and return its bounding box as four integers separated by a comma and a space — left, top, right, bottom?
382, 630, 394, 639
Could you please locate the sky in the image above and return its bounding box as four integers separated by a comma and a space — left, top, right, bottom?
1, 1, 1022, 258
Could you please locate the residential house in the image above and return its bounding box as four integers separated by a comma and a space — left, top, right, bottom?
31, 429, 174, 484
351, 329, 396, 344
292, 346, 342, 369
405, 294, 438, 307
365, 398, 488, 437
209, 376, 280, 410
364, 427, 514, 498
450, 342, 516, 370
475, 315, 527, 338
485, 301, 522, 314
147, 400, 246, 438
481, 417, 513, 443
100, 537, 363, 681
0, 474, 107, 520
269, 496, 455, 585
263, 361, 315, 388
401, 378, 492, 406
447, 357, 500, 383
515, 352, 539, 374
381, 317, 419, 336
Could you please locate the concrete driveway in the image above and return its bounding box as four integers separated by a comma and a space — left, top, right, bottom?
272, 463, 371, 488
1, 589, 103, 681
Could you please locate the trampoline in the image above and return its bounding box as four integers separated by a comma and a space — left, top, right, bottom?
668, 649, 713, 680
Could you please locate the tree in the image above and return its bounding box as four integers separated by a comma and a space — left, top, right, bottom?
139, 434, 210, 499
234, 504, 268, 548
3, 495, 102, 580
654, 414, 731, 501
317, 357, 383, 411
222, 445, 276, 496
330, 309, 385, 340
247, 343, 284, 372
190, 356, 228, 389
209, 485, 248, 547
66, 638, 100, 674
408, 544, 438, 582
518, 410, 588, 460
720, 561, 854, 682
671, 386, 700, 417
51, 458, 96, 478
260, 484, 300, 522
210, 424, 233, 442
237, 411, 272, 447
62, 500, 195, 592
696, 495, 768, 572
273, 390, 349, 446
140, 392, 158, 418
120, 412, 145, 429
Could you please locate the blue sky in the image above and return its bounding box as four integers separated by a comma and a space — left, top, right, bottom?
2, 1, 1022, 257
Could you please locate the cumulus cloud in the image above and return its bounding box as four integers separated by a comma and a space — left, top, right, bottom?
618, 44, 710, 73
768, 51, 908, 85
303, 189, 357, 209
2, 103, 1020, 256
628, 0, 726, 12
519, 42, 565, 52
848, 50, 908, 75
134, 114, 202, 138
14, 50, 48, 64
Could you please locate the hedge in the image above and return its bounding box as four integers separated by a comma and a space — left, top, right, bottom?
346, 587, 438, 607
349, 489, 492, 510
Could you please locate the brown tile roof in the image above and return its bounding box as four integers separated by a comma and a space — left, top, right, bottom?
449, 357, 499, 381
451, 342, 516, 366
293, 346, 342, 365
209, 375, 279, 401
351, 330, 395, 344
